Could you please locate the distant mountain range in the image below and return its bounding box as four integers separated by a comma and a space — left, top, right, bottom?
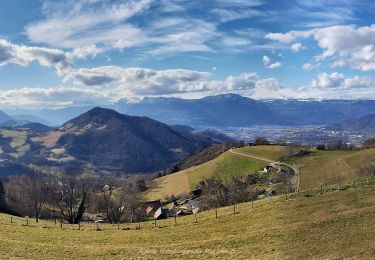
3, 94, 375, 127
0, 111, 12, 124
327, 114, 375, 131
11, 107, 217, 174
0, 120, 53, 132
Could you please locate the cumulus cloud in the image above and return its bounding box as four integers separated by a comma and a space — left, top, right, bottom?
67, 66, 287, 97
310, 72, 374, 90
266, 24, 375, 71
1, 68, 375, 109
311, 72, 344, 89
67, 67, 213, 95
0, 39, 74, 75
263, 55, 282, 69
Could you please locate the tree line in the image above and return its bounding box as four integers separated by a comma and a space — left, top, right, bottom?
0, 171, 147, 224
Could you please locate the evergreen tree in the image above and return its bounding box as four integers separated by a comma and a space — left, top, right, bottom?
0, 179, 6, 211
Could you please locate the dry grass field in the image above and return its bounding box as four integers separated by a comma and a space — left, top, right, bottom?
2, 184, 375, 259
144, 150, 267, 200
286, 148, 375, 190
144, 145, 375, 200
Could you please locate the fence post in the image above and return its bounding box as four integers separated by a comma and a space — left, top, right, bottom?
60, 220, 63, 229
215, 208, 218, 219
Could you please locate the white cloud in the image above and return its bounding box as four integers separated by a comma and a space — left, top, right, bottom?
302, 62, 322, 71
0, 86, 111, 108
0, 39, 74, 75
67, 67, 282, 97
266, 30, 314, 43
225, 72, 259, 90
26, 0, 152, 49
67, 67, 213, 95
68, 45, 104, 59
263, 55, 282, 69
291, 43, 302, 52
310, 72, 374, 90
311, 72, 344, 89
1, 68, 375, 109
263, 55, 271, 65
267, 24, 375, 71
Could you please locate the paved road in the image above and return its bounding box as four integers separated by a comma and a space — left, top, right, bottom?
229, 149, 300, 193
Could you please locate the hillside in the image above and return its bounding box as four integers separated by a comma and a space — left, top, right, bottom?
2, 185, 375, 259
0, 111, 11, 124
0, 120, 53, 132
40, 107, 207, 173
0, 129, 31, 160
145, 145, 375, 200
286, 148, 375, 190
337, 113, 375, 130
143, 146, 282, 200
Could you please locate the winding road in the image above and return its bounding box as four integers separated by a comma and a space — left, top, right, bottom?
229, 149, 300, 193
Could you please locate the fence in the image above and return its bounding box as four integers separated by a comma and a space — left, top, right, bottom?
2, 176, 375, 232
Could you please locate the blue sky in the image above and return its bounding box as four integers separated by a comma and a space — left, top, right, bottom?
0, 0, 374, 109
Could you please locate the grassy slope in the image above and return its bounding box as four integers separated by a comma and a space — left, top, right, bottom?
144, 145, 289, 201
235, 145, 290, 161
144, 145, 375, 201
2, 186, 375, 259
286, 148, 375, 190
0, 129, 30, 158
144, 150, 267, 200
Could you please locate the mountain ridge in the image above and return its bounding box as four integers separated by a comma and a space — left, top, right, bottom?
41, 107, 208, 173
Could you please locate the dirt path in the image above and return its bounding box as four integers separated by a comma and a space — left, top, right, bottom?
229, 149, 300, 193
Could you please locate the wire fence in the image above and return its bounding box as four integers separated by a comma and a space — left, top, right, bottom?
2, 176, 375, 232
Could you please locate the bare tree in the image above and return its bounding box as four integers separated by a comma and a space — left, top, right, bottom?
5, 175, 46, 221
100, 183, 125, 224
99, 178, 142, 224
121, 182, 142, 223
23, 176, 46, 222
51, 176, 88, 224
201, 172, 249, 210
254, 137, 270, 145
